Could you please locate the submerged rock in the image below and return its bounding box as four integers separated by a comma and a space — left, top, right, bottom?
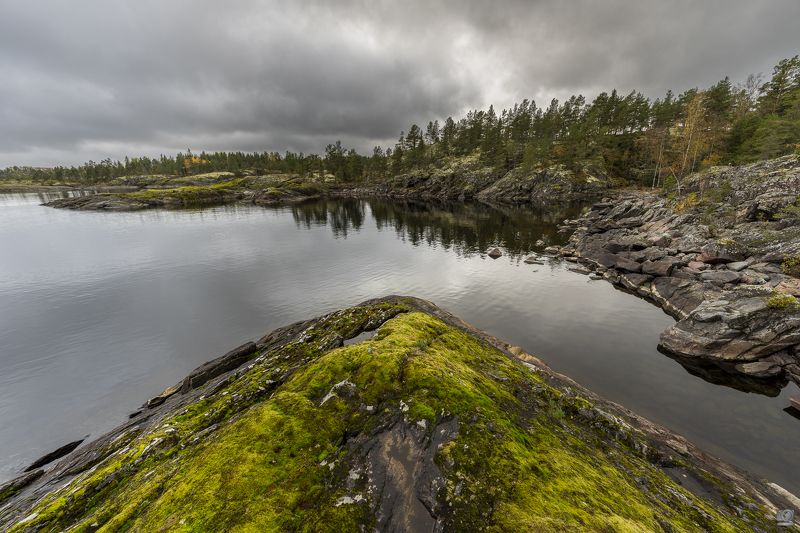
0, 296, 794, 531
24, 438, 85, 472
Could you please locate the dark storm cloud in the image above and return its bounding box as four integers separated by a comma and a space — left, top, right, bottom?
0, 0, 798, 166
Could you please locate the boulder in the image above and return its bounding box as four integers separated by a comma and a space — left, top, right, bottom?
650, 277, 706, 318
642, 257, 684, 277
726, 260, 752, 272
488, 248, 502, 259
699, 271, 741, 285
697, 242, 745, 264
613, 255, 643, 273
660, 292, 800, 361
648, 234, 672, 247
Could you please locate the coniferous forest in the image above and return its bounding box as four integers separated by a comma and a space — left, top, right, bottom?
2, 55, 799, 189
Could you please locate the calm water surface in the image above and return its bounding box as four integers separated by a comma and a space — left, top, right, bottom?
1, 193, 798, 493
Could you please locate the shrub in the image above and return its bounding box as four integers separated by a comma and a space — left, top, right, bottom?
782, 255, 800, 277
766, 292, 800, 311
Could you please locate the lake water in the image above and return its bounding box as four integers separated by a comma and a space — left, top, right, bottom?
1, 193, 799, 494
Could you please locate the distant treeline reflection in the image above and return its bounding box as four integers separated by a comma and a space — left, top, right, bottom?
289, 199, 582, 257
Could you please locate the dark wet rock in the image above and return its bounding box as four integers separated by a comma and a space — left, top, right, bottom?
176, 341, 259, 396
25, 439, 85, 471
367, 418, 458, 532
487, 248, 502, 259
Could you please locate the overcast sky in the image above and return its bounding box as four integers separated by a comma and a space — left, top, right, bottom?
1, 0, 798, 167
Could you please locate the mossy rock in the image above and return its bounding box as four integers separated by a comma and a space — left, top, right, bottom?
1, 299, 793, 532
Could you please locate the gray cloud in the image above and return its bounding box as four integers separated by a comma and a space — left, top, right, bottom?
0, 0, 798, 166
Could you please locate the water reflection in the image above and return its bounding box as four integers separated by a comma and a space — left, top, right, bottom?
290, 198, 583, 256
661, 348, 789, 397
1, 193, 798, 495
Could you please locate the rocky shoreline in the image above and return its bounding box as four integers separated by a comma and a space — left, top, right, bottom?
35, 160, 614, 212
1, 296, 797, 531
556, 155, 800, 392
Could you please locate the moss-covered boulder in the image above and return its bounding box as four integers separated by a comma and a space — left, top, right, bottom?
0, 297, 796, 531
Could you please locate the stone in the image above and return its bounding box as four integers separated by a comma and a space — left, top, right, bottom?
569, 266, 592, 275
699, 271, 741, 285
739, 270, 769, 285
618, 273, 653, 292
488, 248, 502, 259
687, 261, 708, 271
762, 251, 786, 263
642, 257, 684, 277
523, 256, 544, 265
179, 341, 259, 395
650, 277, 706, 318
614, 256, 643, 273
726, 260, 751, 272
660, 293, 800, 361
147, 384, 181, 408
697, 242, 744, 264
0, 470, 44, 503
630, 246, 668, 262
648, 234, 672, 247
25, 439, 85, 471
775, 278, 800, 296
734, 361, 782, 378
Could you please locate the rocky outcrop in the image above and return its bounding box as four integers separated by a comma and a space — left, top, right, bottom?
476, 163, 612, 205
1, 297, 795, 531
44, 194, 154, 211
558, 155, 800, 389
345, 157, 613, 205
42, 174, 328, 211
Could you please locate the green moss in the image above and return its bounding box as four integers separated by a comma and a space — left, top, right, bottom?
766, 291, 800, 310
8, 307, 785, 532
119, 178, 245, 205
782, 254, 800, 278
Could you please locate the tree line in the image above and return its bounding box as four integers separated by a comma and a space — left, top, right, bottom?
2, 55, 798, 187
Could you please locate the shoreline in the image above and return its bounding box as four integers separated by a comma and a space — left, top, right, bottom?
555, 155, 800, 392
0, 296, 797, 530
